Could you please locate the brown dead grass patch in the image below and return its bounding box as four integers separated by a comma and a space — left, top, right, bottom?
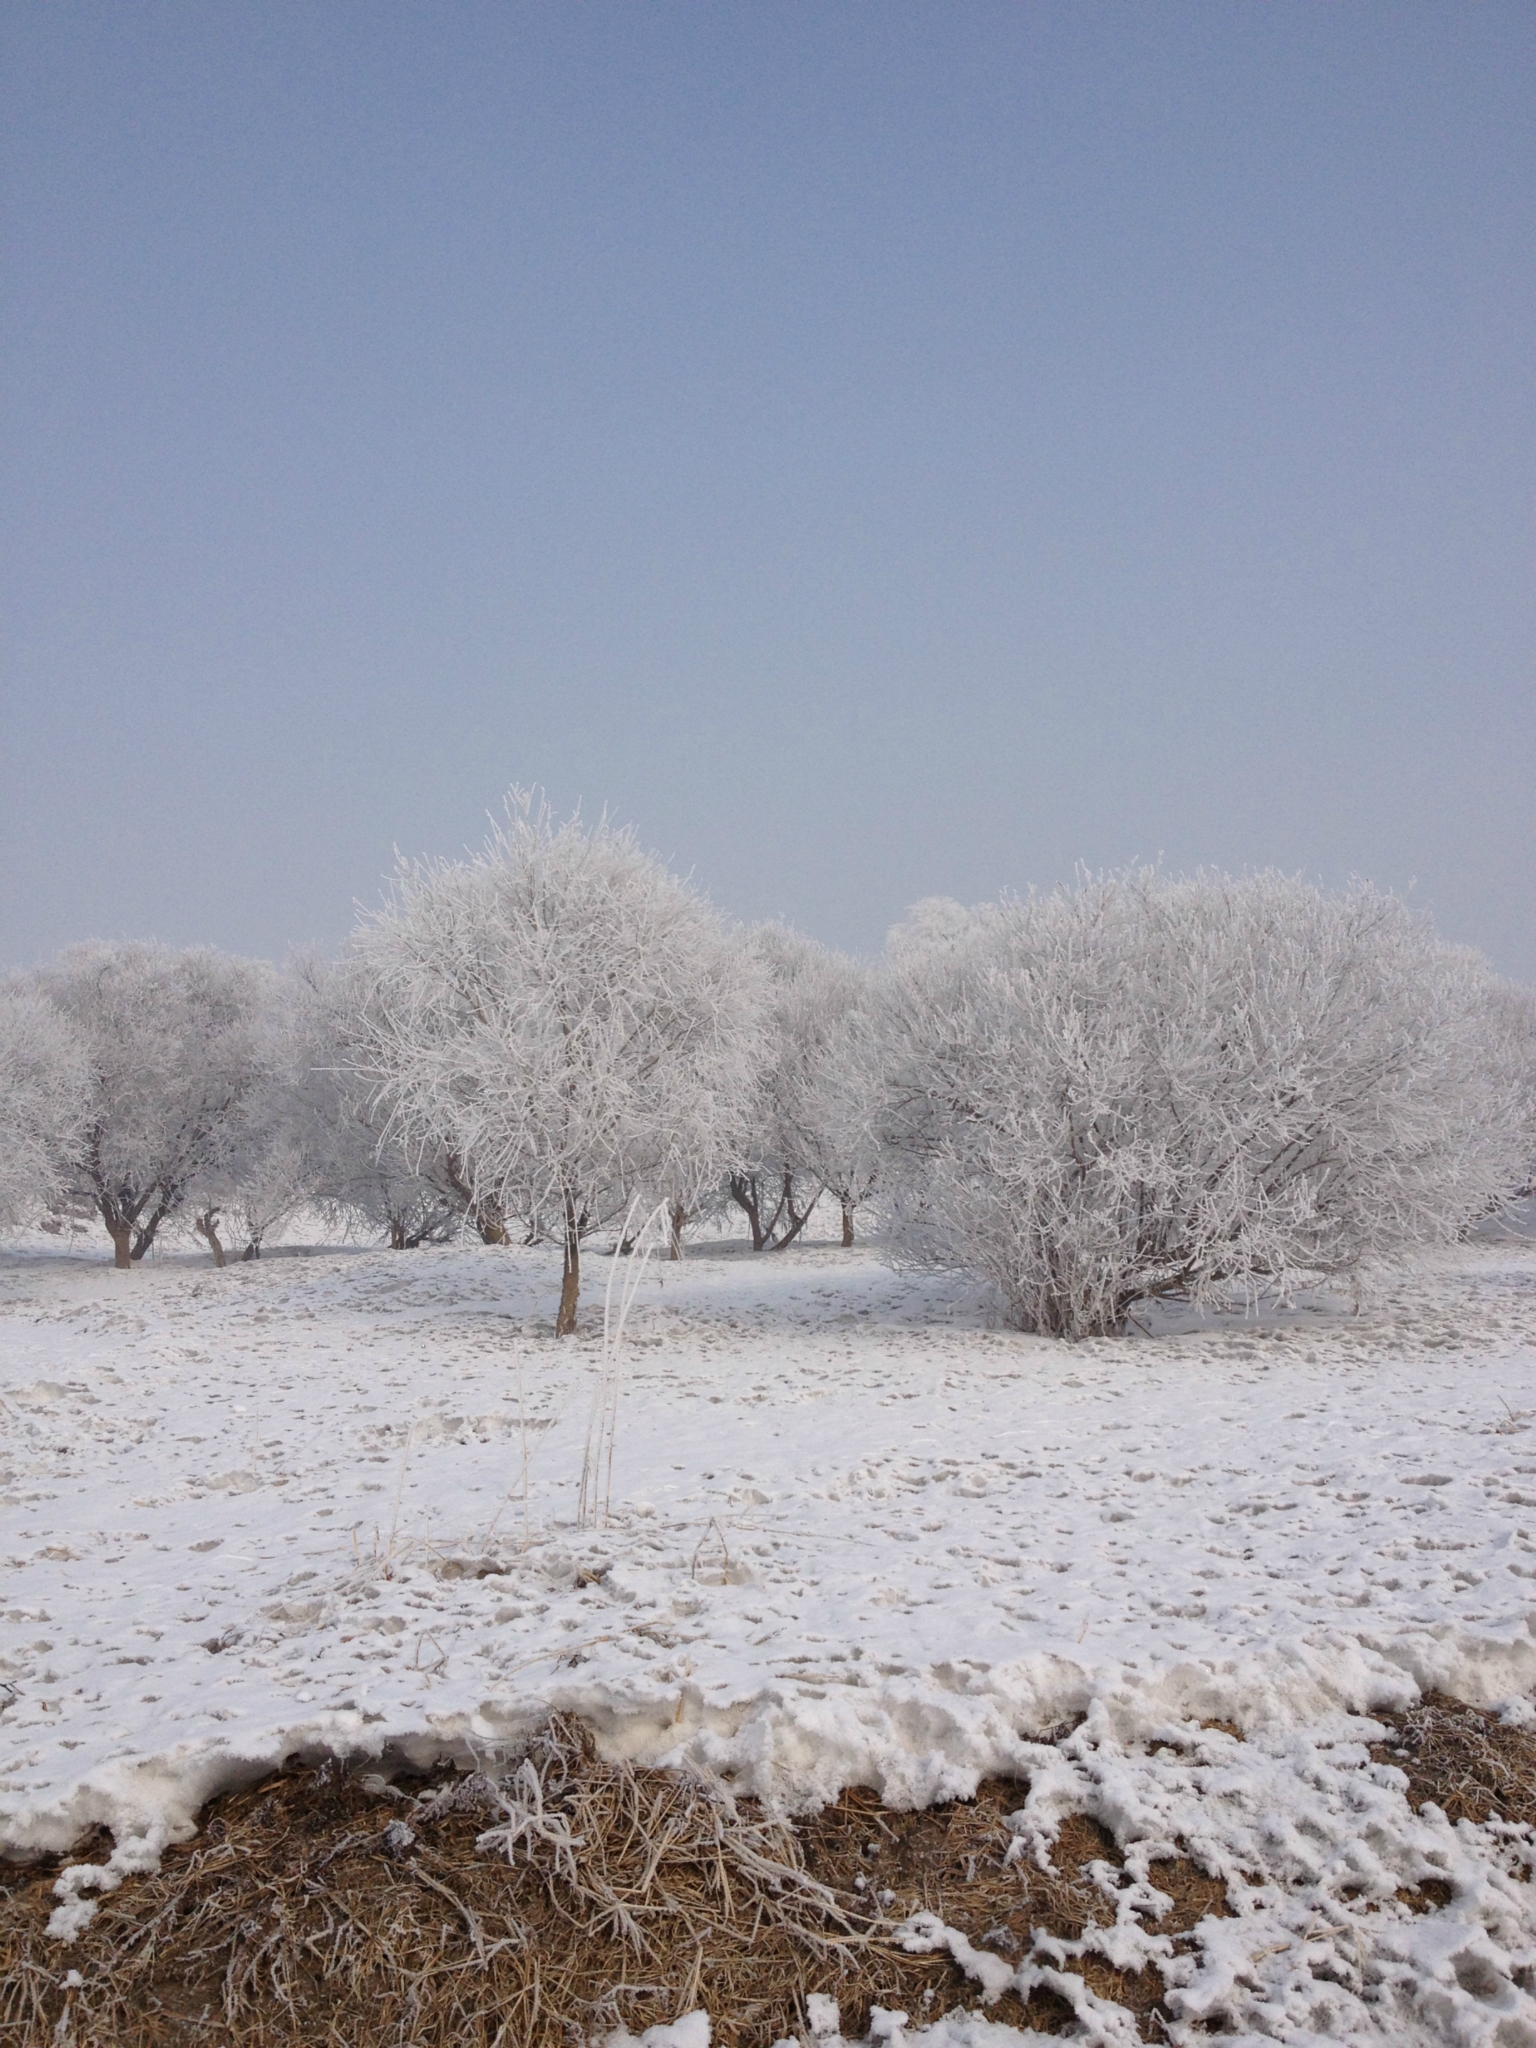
800, 1784, 1229, 2036
1369, 1689, 1536, 1829
13, 1694, 1530, 2047
0, 1716, 1233, 2048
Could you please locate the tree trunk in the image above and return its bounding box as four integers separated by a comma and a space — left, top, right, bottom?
668, 1202, 687, 1261
841, 1199, 855, 1248
727, 1174, 768, 1251
555, 1198, 580, 1336
444, 1152, 510, 1244
131, 1195, 172, 1261
240, 1238, 260, 1262
194, 1211, 227, 1267
98, 1193, 134, 1270
767, 1172, 819, 1252
389, 1217, 407, 1250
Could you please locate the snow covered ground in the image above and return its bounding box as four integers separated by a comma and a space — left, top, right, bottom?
3, 1218, 1535, 2043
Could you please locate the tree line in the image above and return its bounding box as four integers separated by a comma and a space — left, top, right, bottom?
3, 791, 1533, 1338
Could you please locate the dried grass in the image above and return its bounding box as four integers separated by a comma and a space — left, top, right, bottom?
1369, 1688, 1536, 1830
0, 1717, 1221, 2047
8, 1692, 1527, 2048
798, 1782, 1228, 2036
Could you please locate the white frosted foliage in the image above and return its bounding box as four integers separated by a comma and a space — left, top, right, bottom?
866, 870, 1534, 1336
0, 986, 90, 1226
269, 953, 471, 1252
732, 923, 878, 1248
350, 791, 762, 1327
27, 941, 274, 1266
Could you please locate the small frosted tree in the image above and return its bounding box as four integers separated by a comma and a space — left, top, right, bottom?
308, 951, 518, 1249
866, 870, 1534, 1337
729, 924, 877, 1249
231, 954, 466, 1253
0, 988, 90, 1229
351, 793, 762, 1331
29, 941, 274, 1267
184, 968, 316, 1264
1485, 981, 1536, 1206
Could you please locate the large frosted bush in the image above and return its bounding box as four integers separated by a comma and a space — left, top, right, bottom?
866, 871, 1533, 1337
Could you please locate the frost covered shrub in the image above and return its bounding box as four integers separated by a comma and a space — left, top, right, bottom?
350, 792, 763, 1333
866, 871, 1533, 1338
182, 968, 330, 1265
29, 941, 274, 1267
283, 952, 473, 1251
729, 924, 877, 1250
0, 987, 90, 1228
1498, 983, 1536, 1199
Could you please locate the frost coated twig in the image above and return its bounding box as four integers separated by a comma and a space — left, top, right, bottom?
475, 1757, 585, 1882
385, 1422, 415, 1574
479, 1350, 538, 1553
516, 1350, 532, 1545
690, 1518, 733, 1584
578, 1198, 667, 1529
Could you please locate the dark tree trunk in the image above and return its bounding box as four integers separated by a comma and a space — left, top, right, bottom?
730, 1170, 821, 1251
767, 1171, 818, 1251
729, 1179, 794, 1253
444, 1152, 509, 1244
98, 1191, 136, 1270
390, 1217, 408, 1250
194, 1211, 227, 1267
668, 1202, 687, 1261
555, 1197, 581, 1336
131, 1195, 173, 1261
841, 1199, 855, 1248
727, 1173, 774, 1251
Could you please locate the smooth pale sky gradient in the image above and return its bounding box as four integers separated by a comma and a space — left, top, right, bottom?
3, 3, 1533, 978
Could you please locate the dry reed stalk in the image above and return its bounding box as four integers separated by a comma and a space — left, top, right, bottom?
579, 1204, 667, 1530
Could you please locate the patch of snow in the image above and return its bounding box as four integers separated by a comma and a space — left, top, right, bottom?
3, 1232, 1535, 2040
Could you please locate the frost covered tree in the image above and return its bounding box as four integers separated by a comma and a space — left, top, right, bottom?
865, 870, 1534, 1338
302, 950, 545, 1250
29, 942, 274, 1267
350, 792, 762, 1331
0, 988, 90, 1229
884, 896, 993, 962
182, 968, 319, 1265
779, 942, 879, 1248
249, 954, 469, 1254
728, 925, 877, 1249
1489, 981, 1536, 1203
192, 1127, 311, 1266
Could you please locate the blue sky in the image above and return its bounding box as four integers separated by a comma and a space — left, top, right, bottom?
3, 3, 1532, 976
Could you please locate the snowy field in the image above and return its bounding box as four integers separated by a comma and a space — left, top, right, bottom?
4, 1219, 1536, 2043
